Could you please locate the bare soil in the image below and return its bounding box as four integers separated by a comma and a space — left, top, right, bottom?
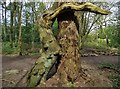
1, 54, 119, 87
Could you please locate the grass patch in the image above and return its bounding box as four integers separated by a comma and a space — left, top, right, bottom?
2, 42, 18, 54
109, 73, 120, 89
99, 63, 120, 89
98, 63, 118, 72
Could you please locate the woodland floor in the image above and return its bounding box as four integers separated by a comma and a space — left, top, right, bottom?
1, 48, 119, 87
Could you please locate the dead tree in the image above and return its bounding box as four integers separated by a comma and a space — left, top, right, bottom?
27, 2, 111, 87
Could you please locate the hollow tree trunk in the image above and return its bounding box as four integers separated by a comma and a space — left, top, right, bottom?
57, 11, 81, 86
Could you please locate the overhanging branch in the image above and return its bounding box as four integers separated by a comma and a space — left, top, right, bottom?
43, 2, 112, 21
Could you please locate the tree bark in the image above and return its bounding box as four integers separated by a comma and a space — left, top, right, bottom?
31, 2, 35, 50
4, 1, 7, 41
18, 2, 22, 55
2, 3, 5, 41
57, 10, 81, 86
27, 16, 60, 87
13, 1, 17, 47
27, 2, 111, 87
10, 1, 14, 48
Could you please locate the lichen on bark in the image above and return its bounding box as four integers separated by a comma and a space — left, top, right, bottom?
27, 16, 60, 87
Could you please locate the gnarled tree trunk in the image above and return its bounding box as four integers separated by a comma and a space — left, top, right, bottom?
27, 2, 111, 87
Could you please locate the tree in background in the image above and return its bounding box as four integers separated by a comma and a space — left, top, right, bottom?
13, 1, 18, 47
77, 2, 116, 49
116, 1, 120, 46
2, 1, 7, 41
1, 1, 46, 55
9, 1, 14, 48
18, 2, 23, 55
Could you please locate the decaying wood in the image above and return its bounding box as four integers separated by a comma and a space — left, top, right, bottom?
27, 2, 111, 87
57, 20, 81, 85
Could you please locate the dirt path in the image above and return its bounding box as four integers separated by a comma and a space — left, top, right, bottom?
2, 55, 39, 87
81, 55, 118, 65
1, 54, 119, 87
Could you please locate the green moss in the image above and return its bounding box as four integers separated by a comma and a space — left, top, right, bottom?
28, 75, 41, 87
67, 82, 75, 87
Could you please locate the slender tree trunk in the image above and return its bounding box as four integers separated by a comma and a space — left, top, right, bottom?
57, 10, 81, 86
31, 2, 35, 50
2, 2, 7, 42
78, 11, 84, 49
13, 2, 17, 47
18, 2, 22, 55
2, 3, 5, 41
106, 35, 109, 45
117, 2, 120, 45
15, 2, 19, 47
25, 3, 28, 28
104, 21, 109, 45
10, 1, 14, 48
4, 2, 7, 41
